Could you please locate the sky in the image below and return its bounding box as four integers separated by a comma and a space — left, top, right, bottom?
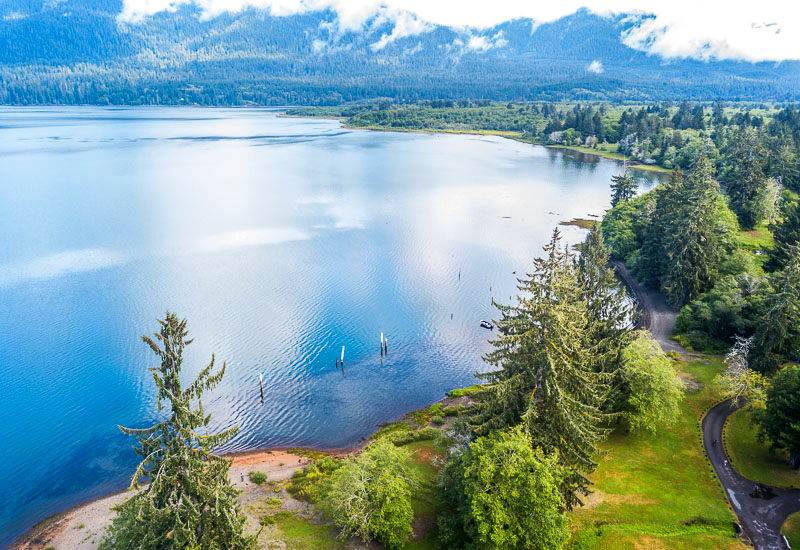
119, 0, 800, 62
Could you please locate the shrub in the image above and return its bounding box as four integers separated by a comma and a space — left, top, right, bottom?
287, 456, 342, 502
437, 427, 567, 550
322, 440, 417, 549
442, 404, 466, 416
390, 427, 440, 446
248, 471, 267, 485
432, 415, 445, 426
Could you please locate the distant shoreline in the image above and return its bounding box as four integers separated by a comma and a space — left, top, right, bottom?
280, 111, 671, 174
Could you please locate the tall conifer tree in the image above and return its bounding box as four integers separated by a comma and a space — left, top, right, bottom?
661, 154, 737, 305
610, 167, 638, 207
577, 224, 635, 411
750, 247, 800, 374
101, 313, 254, 550
725, 127, 768, 229
474, 229, 611, 509
635, 168, 683, 287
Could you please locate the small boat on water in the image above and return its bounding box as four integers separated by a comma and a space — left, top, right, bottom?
480, 320, 494, 330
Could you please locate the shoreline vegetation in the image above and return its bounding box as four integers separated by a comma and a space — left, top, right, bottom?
13, 353, 755, 550
10, 390, 474, 550
280, 111, 672, 174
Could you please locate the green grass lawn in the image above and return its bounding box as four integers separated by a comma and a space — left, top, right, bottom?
724, 407, 799, 489
270, 512, 345, 550
784, 512, 800, 548
566, 356, 747, 550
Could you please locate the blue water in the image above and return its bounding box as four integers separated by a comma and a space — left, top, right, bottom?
0, 107, 664, 547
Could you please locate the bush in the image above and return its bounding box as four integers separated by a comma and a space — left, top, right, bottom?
248, 471, 267, 485
322, 440, 417, 549
390, 427, 440, 446
619, 331, 684, 433
442, 404, 466, 416
287, 456, 342, 503
437, 427, 567, 550
371, 421, 412, 440
432, 415, 445, 426
674, 274, 761, 348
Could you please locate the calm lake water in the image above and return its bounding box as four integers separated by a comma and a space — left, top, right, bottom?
0, 107, 664, 546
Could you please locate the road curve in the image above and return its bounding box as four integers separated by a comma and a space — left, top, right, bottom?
612, 260, 800, 549
703, 400, 800, 550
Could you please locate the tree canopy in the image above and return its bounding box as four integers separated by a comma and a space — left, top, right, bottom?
100, 312, 253, 550
322, 439, 417, 549
437, 427, 568, 550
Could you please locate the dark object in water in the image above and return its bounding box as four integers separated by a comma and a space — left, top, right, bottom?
480, 320, 493, 330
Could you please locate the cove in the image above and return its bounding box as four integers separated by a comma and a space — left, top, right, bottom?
0, 107, 665, 547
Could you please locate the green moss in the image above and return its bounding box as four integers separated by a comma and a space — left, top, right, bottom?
724, 407, 799, 488
445, 385, 484, 398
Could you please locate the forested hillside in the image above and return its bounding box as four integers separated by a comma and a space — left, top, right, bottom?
1, 1, 799, 105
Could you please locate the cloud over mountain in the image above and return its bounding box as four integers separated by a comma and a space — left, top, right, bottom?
119, 0, 800, 62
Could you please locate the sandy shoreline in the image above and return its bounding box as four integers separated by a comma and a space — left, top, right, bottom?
9, 392, 470, 550
10, 448, 315, 550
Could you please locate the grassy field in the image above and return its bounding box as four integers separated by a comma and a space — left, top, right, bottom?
259, 357, 746, 550
784, 512, 800, 548
724, 407, 799, 489
566, 356, 746, 550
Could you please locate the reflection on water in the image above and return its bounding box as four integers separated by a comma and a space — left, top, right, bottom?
0, 107, 664, 547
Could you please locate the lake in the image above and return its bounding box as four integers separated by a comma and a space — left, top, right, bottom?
0, 107, 664, 547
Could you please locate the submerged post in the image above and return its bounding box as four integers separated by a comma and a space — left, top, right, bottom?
259, 373, 264, 402
341, 345, 345, 366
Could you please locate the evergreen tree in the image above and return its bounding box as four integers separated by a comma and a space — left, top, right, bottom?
756, 365, 800, 470
610, 166, 638, 207
100, 313, 254, 550
765, 198, 800, 272
474, 228, 611, 508
660, 154, 738, 305
635, 168, 683, 287
724, 127, 768, 229
749, 247, 800, 374
577, 224, 634, 410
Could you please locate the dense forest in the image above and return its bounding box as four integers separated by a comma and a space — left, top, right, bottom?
1, 0, 800, 104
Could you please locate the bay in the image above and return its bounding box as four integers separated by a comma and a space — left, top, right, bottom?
0, 107, 663, 547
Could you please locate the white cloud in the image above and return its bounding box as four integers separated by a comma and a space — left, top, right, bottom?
369, 10, 431, 50
0, 248, 126, 287
119, 0, 800, 61
587, 59, 603, 73
465, 32, 508, 52
197, 227, 310, 252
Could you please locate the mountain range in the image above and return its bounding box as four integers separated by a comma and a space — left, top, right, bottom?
1, 0, 799, 104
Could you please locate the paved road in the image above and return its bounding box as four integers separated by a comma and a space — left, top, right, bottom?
613, 260, 800, 549
703, 400, 800, 549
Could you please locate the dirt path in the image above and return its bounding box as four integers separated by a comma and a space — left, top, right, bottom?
612, 260, 688, 355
